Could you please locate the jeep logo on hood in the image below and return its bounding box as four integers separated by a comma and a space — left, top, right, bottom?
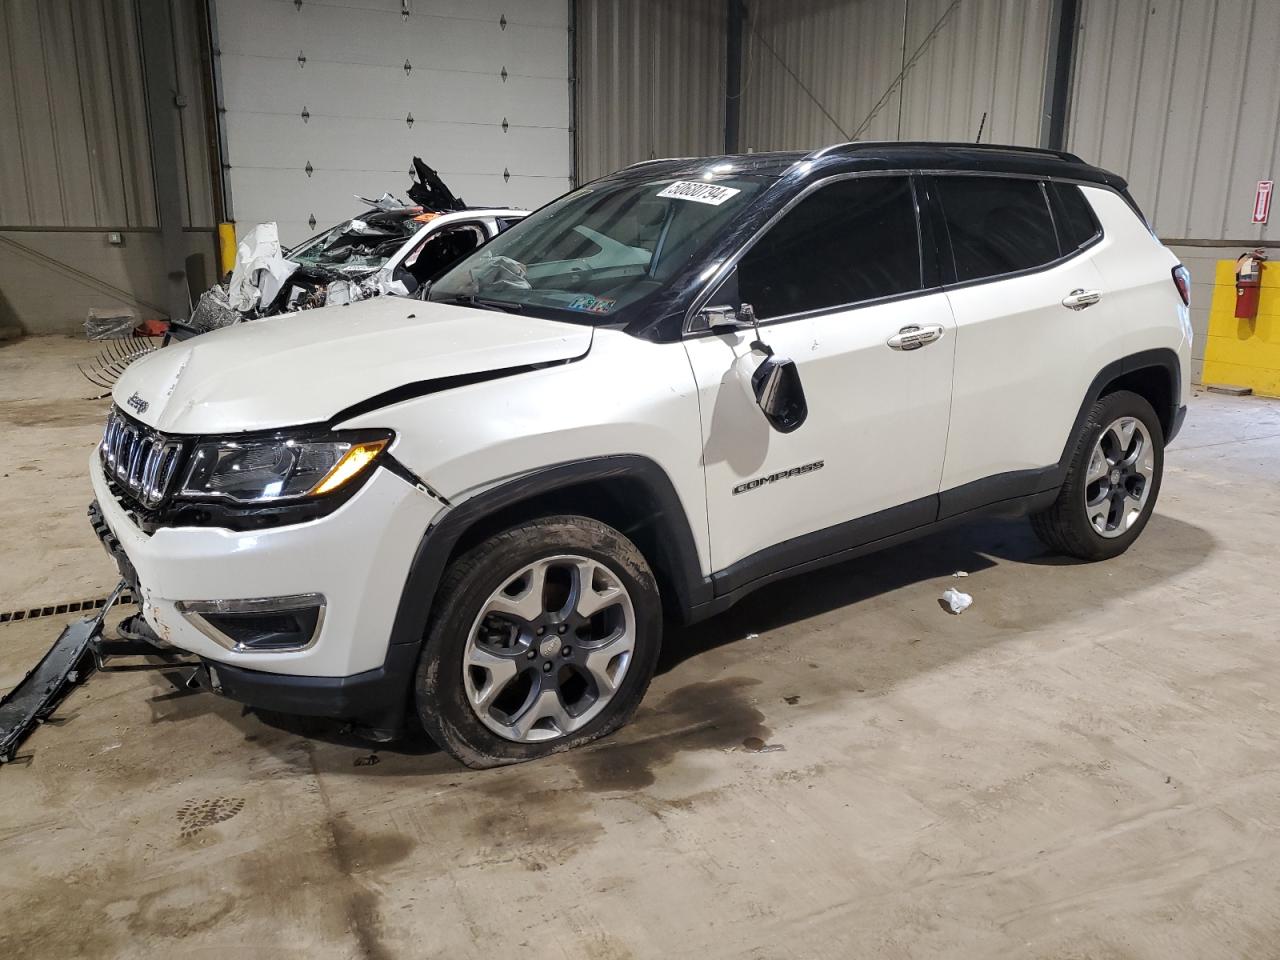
126, 392, 149, 415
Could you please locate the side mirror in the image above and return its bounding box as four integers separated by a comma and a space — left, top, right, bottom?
751, 355, 808, 433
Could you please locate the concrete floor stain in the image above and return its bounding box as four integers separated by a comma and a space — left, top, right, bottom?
569, 676, 771, 792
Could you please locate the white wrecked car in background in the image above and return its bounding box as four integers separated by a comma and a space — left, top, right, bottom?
185, 158, 526, 336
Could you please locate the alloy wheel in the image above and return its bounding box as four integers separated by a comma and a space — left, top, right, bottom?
462, 554, 636, 742
1084, 416, 1155, 538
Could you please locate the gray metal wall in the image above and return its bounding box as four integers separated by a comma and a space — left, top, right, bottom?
1068, 0, 1280, 245
739, 0, 1053, 152
0, 0, 218, 335
575, 0, 726, 183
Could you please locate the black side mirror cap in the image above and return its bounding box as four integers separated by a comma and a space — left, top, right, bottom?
751, 355, 808, 433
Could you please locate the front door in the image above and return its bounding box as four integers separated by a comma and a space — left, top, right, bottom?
683, 175, 956, 584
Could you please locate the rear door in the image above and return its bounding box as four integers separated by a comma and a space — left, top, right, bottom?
933, 175, 1107, 509
683, 175, 957, 580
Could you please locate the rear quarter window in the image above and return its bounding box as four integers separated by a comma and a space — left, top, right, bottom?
1049, 182, 1102, 252
936, 176, 1060, 282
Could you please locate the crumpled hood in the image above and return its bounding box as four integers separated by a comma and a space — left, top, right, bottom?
113, 296, 592, 434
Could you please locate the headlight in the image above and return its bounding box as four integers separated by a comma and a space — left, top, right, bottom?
178, 431, 390, 503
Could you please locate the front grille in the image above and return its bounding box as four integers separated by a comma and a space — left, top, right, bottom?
100, 407, 186, 509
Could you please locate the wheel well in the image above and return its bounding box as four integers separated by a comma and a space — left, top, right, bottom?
1100, 364, 1175, 439
443, 476, 694, 621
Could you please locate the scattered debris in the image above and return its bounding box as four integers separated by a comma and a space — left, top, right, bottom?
953, 570, 969, 578
227, 222, 300, 313
185, 283, 240, 335
77, 336, 161, 391
783, 695, 801, 705
745, 632, 759, 640
353, 753, 380, 767
1205, 384, 1253, 396
84, 307, 140, 340
742, 736, 786, 753
940, 587, 973, 615
407, 156, 466, 211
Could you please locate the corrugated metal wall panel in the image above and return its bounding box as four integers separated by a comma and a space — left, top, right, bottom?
740, 0, 905, 150
898, 0, 1051, 145
575, 0, 725, 184
739, 0, 1051, 153
172, 0, 218, 228
0, 0, 212, 229
214, 0, 571, 244
1069, 0, 1280, 242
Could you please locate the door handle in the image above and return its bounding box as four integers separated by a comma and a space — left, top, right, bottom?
1062, 288, 1102, 310
886, 323, 945, 351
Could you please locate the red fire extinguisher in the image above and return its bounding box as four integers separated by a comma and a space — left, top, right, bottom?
1235, 249, 1266, 319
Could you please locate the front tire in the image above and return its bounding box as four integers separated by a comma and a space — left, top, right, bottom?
1031, 389, 1164, 561
415, 515, 662, 768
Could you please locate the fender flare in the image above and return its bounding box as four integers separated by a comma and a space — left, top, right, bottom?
1061, 347, 1183, 462
385, 454, 710, 652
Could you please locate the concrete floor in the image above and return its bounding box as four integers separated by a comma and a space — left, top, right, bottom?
3, 335, 1280, 959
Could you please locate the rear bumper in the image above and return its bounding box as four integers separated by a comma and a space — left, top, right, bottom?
200, 642, 420, 734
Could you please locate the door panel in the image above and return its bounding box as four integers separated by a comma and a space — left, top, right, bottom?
684, 292, 956, 576
932, 174, 1114, 495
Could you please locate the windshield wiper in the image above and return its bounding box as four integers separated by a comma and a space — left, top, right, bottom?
433, 294, 524, 314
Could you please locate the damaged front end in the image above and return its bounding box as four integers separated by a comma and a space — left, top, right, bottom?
179, 157, 470, 338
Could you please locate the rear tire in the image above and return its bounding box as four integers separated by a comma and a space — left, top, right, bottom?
1030, 390, 1164, 561
415, 515, 662, 768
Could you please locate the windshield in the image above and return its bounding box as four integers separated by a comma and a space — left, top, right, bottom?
428, 176, 765, 321
290, 209, 430, 275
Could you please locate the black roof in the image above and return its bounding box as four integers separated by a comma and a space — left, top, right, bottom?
613, 141, 1127, 192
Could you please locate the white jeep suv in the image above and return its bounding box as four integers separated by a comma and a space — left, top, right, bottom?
89, 143, 1192, 767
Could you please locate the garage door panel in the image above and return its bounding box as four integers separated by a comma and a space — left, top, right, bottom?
223, 113, 569, 179
214, 0, 569, 240
219, 55, 567, 130
217, 0, 566, 78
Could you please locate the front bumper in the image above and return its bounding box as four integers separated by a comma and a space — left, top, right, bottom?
198, 642, 421, 734
89, 453, 441, 679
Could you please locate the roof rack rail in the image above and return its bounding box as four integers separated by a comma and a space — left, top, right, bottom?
622, 156, 694, 170
806, 140, 1083, 163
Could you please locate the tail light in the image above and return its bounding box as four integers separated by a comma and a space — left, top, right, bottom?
1172, 265, 1191, 306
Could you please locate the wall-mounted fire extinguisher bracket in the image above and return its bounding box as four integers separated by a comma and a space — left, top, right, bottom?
1235, 249, 1267, 320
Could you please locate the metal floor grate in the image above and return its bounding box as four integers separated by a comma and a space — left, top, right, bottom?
0, 591, 134, 625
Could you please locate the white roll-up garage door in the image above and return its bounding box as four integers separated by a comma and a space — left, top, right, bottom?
212, 0, 571, 244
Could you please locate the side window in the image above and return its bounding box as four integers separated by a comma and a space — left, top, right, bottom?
1049, 182, 1101, 252
936, 177, 1060, 281
738, 177, 921, 321
402, 223, 487, 284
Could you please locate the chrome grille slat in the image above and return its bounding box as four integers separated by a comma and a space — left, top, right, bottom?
99, 407, 186, 509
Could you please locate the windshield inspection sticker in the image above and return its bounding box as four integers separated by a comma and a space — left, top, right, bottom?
657, 181, 741, 205
567, 294, 616, 314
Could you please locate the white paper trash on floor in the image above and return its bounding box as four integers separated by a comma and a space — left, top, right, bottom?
941, 588, 973, 614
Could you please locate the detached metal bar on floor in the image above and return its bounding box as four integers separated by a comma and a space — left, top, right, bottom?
0, 584, 123, 764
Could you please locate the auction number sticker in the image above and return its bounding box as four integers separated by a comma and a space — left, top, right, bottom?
657, 181, 741, 205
